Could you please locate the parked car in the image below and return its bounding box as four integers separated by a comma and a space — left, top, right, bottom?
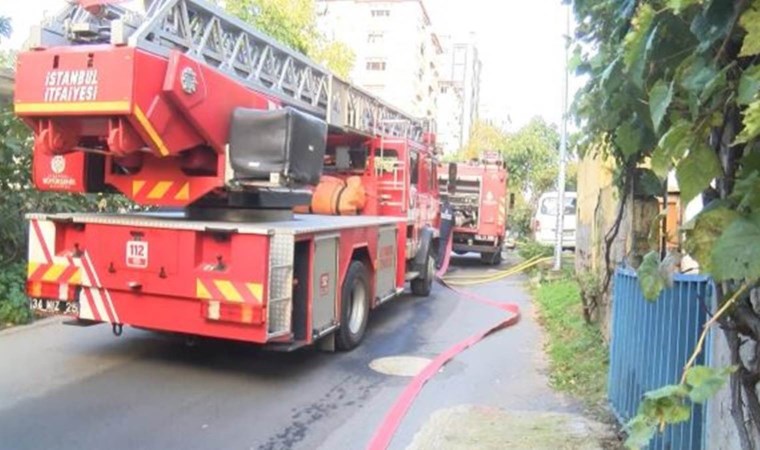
533, 192, 577, 249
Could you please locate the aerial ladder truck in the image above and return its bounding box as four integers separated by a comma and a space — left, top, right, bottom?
14, 0, 441, 351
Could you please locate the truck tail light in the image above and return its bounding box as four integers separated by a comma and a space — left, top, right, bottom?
27, 281, 77, 301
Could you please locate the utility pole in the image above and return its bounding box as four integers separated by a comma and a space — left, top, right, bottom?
553, 2, 571, 271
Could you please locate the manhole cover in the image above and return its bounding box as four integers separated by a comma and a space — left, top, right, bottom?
369, 356, 432, 377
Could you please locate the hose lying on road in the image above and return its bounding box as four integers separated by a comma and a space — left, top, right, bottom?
441, 255, 554, 286
367, 240, 551, 450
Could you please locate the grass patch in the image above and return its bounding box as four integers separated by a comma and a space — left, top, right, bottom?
534, 277, 608, 413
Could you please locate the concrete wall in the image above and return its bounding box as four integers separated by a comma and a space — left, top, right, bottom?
575, 150, 659, 336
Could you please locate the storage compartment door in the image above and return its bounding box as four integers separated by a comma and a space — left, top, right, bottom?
312, 235, 338, 335
376, 226, 397, 299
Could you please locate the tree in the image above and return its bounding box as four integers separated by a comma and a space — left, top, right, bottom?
460, 117, 570, 203
573, 0, 760, 447
225, 0, 355, 78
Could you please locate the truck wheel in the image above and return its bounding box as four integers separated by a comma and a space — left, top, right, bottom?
480, 250, 503, 265
411, 248, 434, 297
336, 261, 370, 351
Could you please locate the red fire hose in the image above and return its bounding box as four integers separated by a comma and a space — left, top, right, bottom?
366, 235, 523, 450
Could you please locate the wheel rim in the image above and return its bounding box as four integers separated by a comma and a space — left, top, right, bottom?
347, 280, 367, 335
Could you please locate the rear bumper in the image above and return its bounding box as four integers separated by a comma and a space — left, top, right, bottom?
452, 231, 503, 254
535, 232, 576, 248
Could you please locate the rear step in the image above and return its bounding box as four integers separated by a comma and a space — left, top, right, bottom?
62, 319, 102, 327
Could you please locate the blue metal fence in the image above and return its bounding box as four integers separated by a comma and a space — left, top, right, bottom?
609, 268, 713, 450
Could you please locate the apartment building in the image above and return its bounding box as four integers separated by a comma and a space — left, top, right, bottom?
315, 0, 442, 120
436, 35, 482, 154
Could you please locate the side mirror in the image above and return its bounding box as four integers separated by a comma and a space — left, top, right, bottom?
509, 193, 516, 209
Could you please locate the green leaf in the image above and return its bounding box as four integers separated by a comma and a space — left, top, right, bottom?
615, 121, 644, 159
637, 168, 664, 197
738, 65, 760, 105
624, 415, 657, 449
700, 63, 731, 104
623, 3, 657, 87
684, 206, 740, 273
651, 146, 671, 180
569, 46, 583, 72
711, 212, 760, 281
676, 142, 721, 203
658, 121, 691, 161
649, 79, 673, 132
638, 251, 666, 301
679, 56, 717, 95
735, 100, 760, 144
667, 0, 699, 14
730, 170, 760, 211
739, 2, 760, 57
640, 384, 691, 423
690, 0, 735, 53
685, 365, 735, 403
644, 383, 689, 400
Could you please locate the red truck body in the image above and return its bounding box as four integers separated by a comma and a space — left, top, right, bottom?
438, 153, 509, 264
18, 0, 440, 350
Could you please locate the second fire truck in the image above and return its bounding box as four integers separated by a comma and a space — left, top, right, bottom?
438, 152, 510, 265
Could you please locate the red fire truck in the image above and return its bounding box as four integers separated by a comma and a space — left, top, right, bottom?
438, 152, 509, 265
15, 0, 440, 351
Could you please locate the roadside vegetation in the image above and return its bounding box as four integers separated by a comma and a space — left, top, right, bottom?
534, 274, 609, 416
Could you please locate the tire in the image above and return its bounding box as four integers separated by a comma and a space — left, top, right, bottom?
480, 250, 503, 266
336, 261, 371, 351
411, 247, 434, 297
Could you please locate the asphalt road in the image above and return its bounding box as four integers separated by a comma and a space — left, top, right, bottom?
0, 253, 575, 450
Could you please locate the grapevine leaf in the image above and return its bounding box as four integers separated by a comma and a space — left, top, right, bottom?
735, 100, 760, 144
676, 142, 721, 203
738, 65, 760, 105
615, 121, 643, 159
637, 168, 664, 197
683, 206, 740, 273
739, 1, 760, 57
667, 0, 699, 14
649, 79, 673, 132
700, 63, 730, 104
690, 0, 735, 53
711, 212, 760, 281
685, 365, 735, 403
651, 146, 671, 180
730, 170, 760, 211
624, 415, 657, 449
638, 251, 665, 301
640, 384, 691, 423
679, 56, 717, 95
623, 3, 657, 87
658, 121, 691, 161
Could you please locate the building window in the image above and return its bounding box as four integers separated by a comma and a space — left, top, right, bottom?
371, 9, 390, 17
367, 32, 384, 43
366, 60, 387, 71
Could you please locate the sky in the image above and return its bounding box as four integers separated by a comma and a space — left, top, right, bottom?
1, 0, 581, 131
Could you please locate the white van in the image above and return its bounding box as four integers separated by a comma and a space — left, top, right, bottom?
533, 192, 577, 248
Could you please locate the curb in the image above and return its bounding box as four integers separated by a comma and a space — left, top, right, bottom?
0, 316, 63, 337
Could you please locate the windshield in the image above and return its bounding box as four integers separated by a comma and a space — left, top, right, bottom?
540, 196, 577, 216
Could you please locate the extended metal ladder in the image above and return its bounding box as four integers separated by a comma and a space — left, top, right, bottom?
32, 0, 431, 142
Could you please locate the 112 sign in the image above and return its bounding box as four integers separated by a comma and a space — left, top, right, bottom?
126, 240, 148, 268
